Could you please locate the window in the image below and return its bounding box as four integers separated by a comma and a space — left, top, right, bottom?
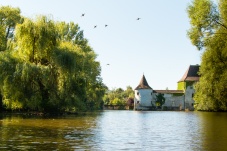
151, 92, 152, 95
137, 101, 140, 104
192, 93, 194, 97
137, 92, 139, 96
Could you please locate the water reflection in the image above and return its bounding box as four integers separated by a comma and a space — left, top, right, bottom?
0, 111, 227, 150
95, 111, 203, 150
197, 112, 227, 151
0, 114, 100, 150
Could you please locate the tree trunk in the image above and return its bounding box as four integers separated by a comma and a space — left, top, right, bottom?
5, 26, 11, 39
37, 79, 49, 112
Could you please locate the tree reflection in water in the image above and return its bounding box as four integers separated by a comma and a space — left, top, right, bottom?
0, 111, 227, 150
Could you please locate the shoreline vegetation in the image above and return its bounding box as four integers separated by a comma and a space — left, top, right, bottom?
0, 110, 103, 117
1, 109, 226, 118
1, 105, 227, 118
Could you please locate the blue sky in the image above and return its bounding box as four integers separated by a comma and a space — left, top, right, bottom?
0, 0, 202, 90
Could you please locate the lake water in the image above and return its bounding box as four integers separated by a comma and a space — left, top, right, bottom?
0, 111, 227, 151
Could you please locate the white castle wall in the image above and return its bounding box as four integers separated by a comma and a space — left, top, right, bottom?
184, 86, 195, 110
135, 90, 186, 110
134, 89, 153, 110
163, 95, 184, 110
150, 93, 184, 110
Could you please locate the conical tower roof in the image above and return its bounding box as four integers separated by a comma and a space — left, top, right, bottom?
135, 74, 152, 90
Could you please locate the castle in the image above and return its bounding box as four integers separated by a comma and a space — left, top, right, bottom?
134, 65, 200, 111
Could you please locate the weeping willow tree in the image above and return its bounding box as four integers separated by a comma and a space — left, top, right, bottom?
0, 6, 22, 51
0, 6, 106, 112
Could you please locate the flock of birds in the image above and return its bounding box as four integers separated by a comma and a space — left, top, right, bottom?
80, 13, 141, 66
81, 13, 141, 29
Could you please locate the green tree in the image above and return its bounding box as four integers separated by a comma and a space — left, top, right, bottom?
155, 93, 165, 108
0, 6, 22, 51
124, 86, 134, 98
55, 21, 106, 110
0, 8, 105, 112
55, 21, 88, 48
103, 86, 134, 106
187, 0, 227, 111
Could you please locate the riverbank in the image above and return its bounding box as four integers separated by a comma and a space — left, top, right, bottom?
103, 105, 194, 111
0, 110, 102, 118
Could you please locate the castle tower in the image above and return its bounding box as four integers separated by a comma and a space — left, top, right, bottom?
177, 65, 200, 110
177, 65, 200, 91
134, 74, 153, 110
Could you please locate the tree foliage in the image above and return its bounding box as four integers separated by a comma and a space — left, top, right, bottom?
103, 86, 134, 106
0, 6, 106, 112
187, 0, 227, 111
155, 93, 165, 108
0, 6, 22, 51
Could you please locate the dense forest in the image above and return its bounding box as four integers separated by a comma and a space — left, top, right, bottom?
187, 0, 227, 111
0, 6, 107, 113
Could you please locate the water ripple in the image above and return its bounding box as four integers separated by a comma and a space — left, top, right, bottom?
1, 111, 227, 150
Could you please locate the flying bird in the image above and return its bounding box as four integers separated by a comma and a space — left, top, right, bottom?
81, 13, 85, 17
105, 25, 108, 27
137, 18, 141, 20
107, 64, 110, 65
94, 25, 97, 28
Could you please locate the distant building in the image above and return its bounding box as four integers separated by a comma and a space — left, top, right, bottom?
134, 65, 200, 111
134, 75, 153, 110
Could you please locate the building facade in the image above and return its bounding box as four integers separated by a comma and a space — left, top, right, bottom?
134, 75, 153, 110
134, 65, 200, 111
